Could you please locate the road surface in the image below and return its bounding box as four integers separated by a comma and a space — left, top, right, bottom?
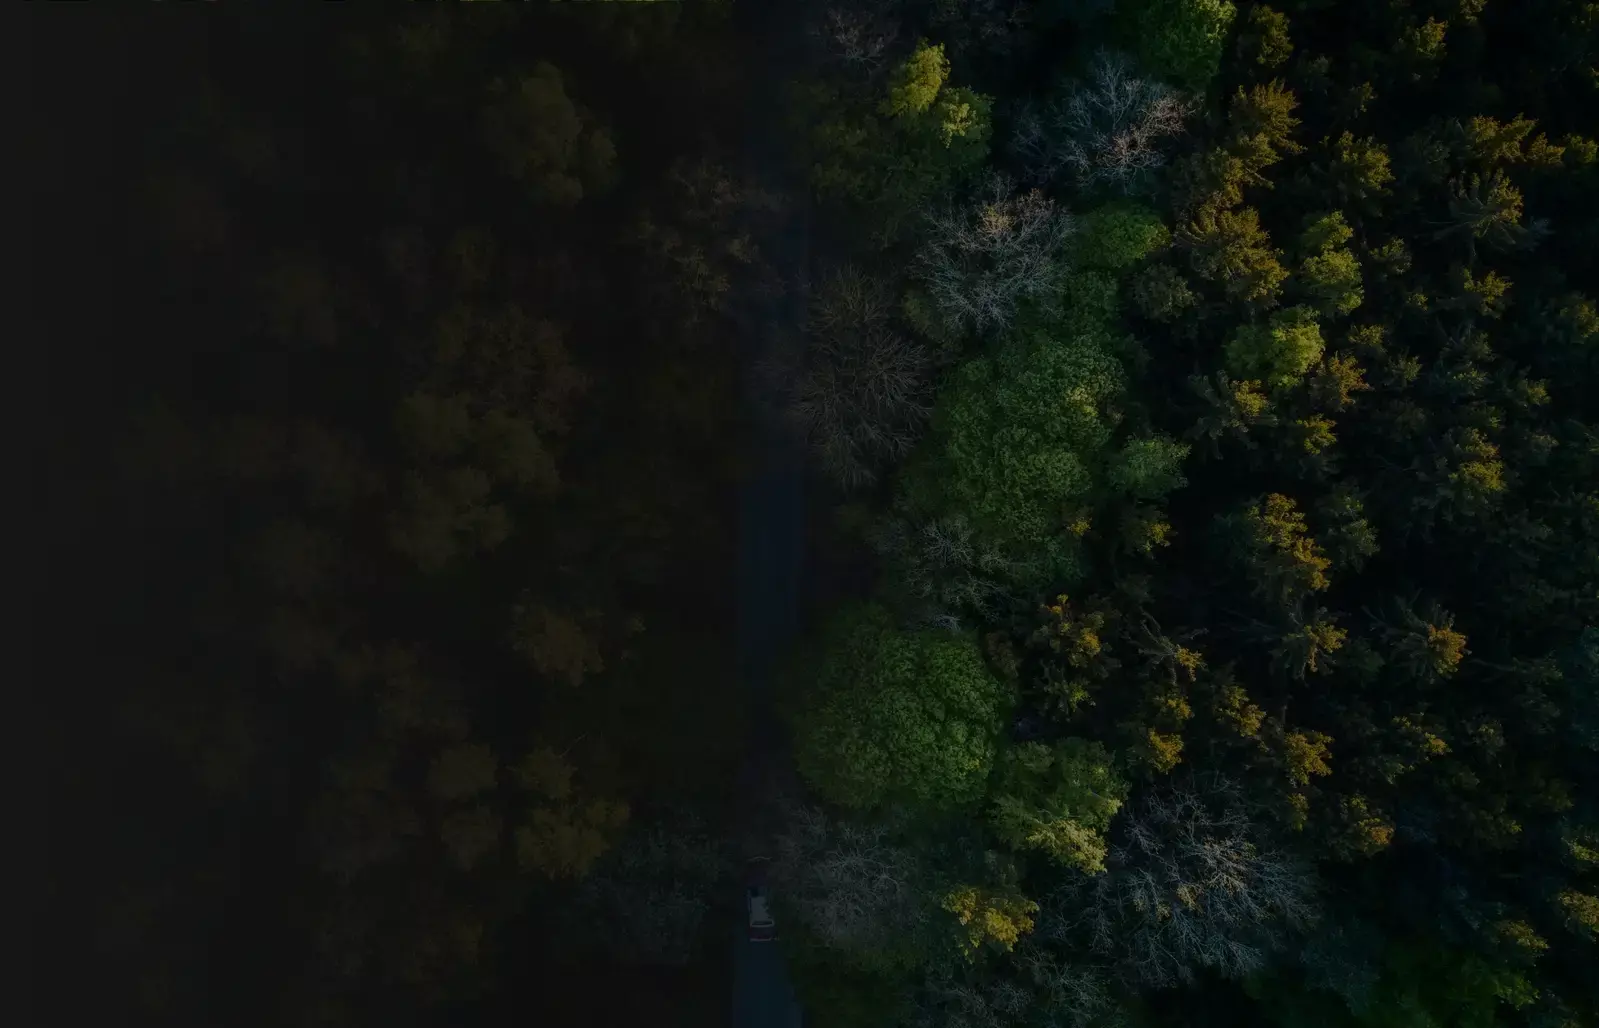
731, 0, 811, 1025
731, 359, 807, 1027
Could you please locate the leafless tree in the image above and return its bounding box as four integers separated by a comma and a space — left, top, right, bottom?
1295, 916, 1384, 1015
913, 973, 1033, 1028
808, 2, 902, 80
557, 809, 730, 966
770, 802, 933, 956
869, 512, 1033, 626
763, 264, 934, 489
1044, 773, 1319, 989
913, 172, 1075, 339
922, 0, 1036, 66
807, 260, 896, 336
1011, 49, 1194, 194
1013, 945, 1123, 1028
920, 610, 970, 634
636, 155, 786, 328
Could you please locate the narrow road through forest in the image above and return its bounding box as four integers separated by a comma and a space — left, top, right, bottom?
731, 0, 812, 1025
730, 401, 806, 1028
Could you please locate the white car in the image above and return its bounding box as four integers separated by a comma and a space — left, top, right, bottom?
747, 860, 777, 943
747, 886, 776, 942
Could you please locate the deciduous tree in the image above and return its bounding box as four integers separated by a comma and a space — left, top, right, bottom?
1068, 201, 1171, 272
770, 802, 938, 973
479, 62, 618, 205
1010, 49, 1193, 193
1047, 773, 1318, 988
802, 39, 993, 240
1116, 0, 1238, 92
777, 265, 936, 489
898, 325, 1128, 587
913, 173, 1076, 338
791, 602, 1014, 814
555, 809, 729, 965
1224, 307, 1326, 389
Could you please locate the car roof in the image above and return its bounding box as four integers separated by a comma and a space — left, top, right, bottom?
748, 894, 773, 923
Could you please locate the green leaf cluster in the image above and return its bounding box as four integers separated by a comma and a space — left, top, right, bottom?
988, 737, 1128, 872
791, 602, 1014, 814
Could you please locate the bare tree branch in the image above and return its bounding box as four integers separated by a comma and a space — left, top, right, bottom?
1014, 945, 1123, 1028
807, 2, 903, 80
770, 265, 935, 489
868, 511, 1036, 626
913, 172, 1075, 339
769, 802, 932, 956
1044, 773, 1319, 988
913, 976, 1033, 1028
1011, 49, 1194, 194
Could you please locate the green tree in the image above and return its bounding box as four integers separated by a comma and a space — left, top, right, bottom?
790, 603, 1013, 814
943, 881, 1040, 957
509, 601, 608, 687
1130, 263, 1199, 323
1226, 493, 1333, 606
1368, 596, 1468, 685
634, 156, 784, 326
1315, 487, 1379, 572
801, 39, 992, 241
427, 743, 498, 801
1188, 370, 1277, 453
1295, 212, 1364, 316
479, 62, 618, 205
1395, 17, 1450, 79
1432, 169, 1548, 257
1298, 248, 1364, 317
1252, 937, 1538, 1028
1179, 205, 1290, 307
1236, 5, 1293, 68
1228, 79, 1304, 159
1299, 212, 1353, 255
511, 743, 630, 879
1118, 0, 1239, 92
1319, 132, 1394, 209
987, 737, 1129, 872
883, 38, 950, 118
1107, 434, 1191, 499
1069, 202, 1172, 272
1225, 307, 1326, 389
900, 326, 1128, 580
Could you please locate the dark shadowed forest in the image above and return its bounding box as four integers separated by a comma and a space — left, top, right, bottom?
24, 1, 1599, 1027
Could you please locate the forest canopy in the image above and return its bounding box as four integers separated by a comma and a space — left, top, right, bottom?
769, 0, 1599, 1026
34, 1, 1599, 1028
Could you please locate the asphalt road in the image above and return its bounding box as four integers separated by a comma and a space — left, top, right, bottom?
730, 226, 809, 1028
731, 917, 804, 1028
732, 0, 812, 1023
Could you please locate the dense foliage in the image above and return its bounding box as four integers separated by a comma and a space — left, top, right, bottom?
35, 1, 1599, 1027
44, 5, 764, 1027
791, 601, 1014, 813
776, 0, 1599, 1026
